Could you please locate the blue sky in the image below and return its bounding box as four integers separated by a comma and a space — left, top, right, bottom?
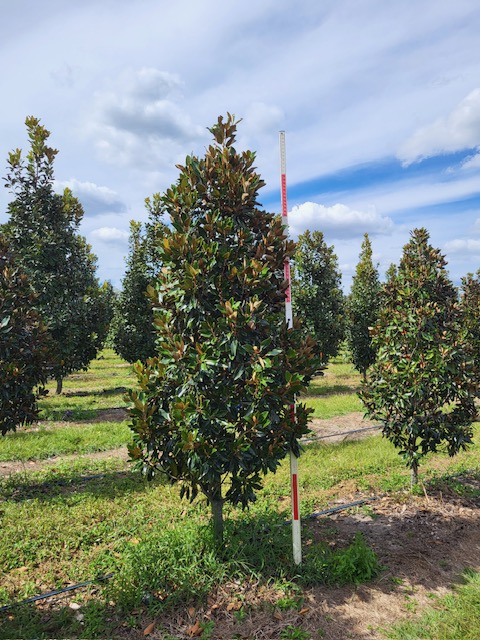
1, 0, 480, 291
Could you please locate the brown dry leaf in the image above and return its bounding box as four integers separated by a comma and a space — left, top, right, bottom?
227, 601, 241, 611
299, 607, 310, 615
143, 621, 155, 636
188, 606, 196, 618
187, 620, 203, 637
273, 611, 283, 621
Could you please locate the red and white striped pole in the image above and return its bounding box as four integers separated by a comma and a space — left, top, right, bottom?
280, 131, 302, 565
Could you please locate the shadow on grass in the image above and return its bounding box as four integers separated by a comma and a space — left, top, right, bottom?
39, 407, 127, 421
303, 383, 361, 397
422, 470, 480, 508
0, 508, 380, 639
63, 387, 127, 398
0, 467, 159, 503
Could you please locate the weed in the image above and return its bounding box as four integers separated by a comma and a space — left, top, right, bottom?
277, 593, 304, 611
234, 607, 247, 622
300, 532, 381, 586
280, 625, 311, 639
199, 620, 216, 639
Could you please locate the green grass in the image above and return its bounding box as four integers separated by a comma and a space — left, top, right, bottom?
38, 349, 135, 419
43, 349, 135, 393
38, 392, 127, 421
0, 351, 479, 639
0, 349, 134, 462
304, 392, 364, 418
305, 363, 361, 397
0, 421, 132, 462
302, 363, 364, 418
383, 570, 480, 640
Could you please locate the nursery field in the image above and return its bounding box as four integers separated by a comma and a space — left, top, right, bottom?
0, 351, 479, 639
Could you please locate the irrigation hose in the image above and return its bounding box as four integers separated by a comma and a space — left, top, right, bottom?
0, 573, 115, 613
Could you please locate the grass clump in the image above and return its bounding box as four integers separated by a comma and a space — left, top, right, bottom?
300, 531, 382, 587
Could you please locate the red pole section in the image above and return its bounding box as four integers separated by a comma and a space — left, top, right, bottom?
279, 131, 302, 565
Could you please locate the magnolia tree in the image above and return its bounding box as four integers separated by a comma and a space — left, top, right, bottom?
127, 115, 319, 542
360, 228, 475, 484
346, 234, 380, 380
0, 236, 50, 434
460, 270, 480, 389
292, 230, 344, 363
3, 117, 112, 393
111, 221, 158, 363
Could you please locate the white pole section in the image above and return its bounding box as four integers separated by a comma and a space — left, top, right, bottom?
280, 131, 302, 565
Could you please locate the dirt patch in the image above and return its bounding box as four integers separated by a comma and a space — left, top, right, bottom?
307, 413, 379, 443
85, 407, 128, 422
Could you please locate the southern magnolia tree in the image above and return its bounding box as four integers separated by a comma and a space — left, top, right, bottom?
460, 270, 480, 386
111, 195, 168, 362
3, 117, 112, 393
111, 221, 159, 363
128, 115, 318, 542
0, 236, 50, 434
292, 230, 344, 364
346, 234, 381, 380
360, 228, 475, 485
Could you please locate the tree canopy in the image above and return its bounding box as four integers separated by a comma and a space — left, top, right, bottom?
3, 116, 112, 392
127, 115, 318, 542
292, 230, 344, 364
346, 234, 381, 379
0, 235, 50, 434
360, 228, 475, 484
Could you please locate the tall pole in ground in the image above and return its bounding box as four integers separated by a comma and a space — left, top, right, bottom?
280, 131, 302, 565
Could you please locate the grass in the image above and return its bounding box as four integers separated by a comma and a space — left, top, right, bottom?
0, 351, 479, 638
306, 363, 361, 397
0, 421, 131, 461
304, 392, 363, 418
383, 570, 480, 640
0, 358, 365, 465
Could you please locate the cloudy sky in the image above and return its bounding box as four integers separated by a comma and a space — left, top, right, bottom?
1, 0, 480, 291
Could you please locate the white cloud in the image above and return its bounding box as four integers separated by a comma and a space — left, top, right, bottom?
89, 67, 206, 170
461, 151, 480, 170
443, 238, 480, 255
243, 102, 285, 135
55, 179, 126, 215
289, 202, 394, 238
90, 226, 129, 244
399, 88, 480, 164
336, 174, 480, 218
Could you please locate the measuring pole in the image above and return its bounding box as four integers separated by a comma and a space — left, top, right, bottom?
280, 131, 302, 565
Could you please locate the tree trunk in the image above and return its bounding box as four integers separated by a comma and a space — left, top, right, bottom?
208, 485, 224, 547
410, 459, 419, 487
56, 377, 63, 395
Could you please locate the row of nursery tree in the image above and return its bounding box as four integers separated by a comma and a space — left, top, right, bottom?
2, 115, 479, 538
